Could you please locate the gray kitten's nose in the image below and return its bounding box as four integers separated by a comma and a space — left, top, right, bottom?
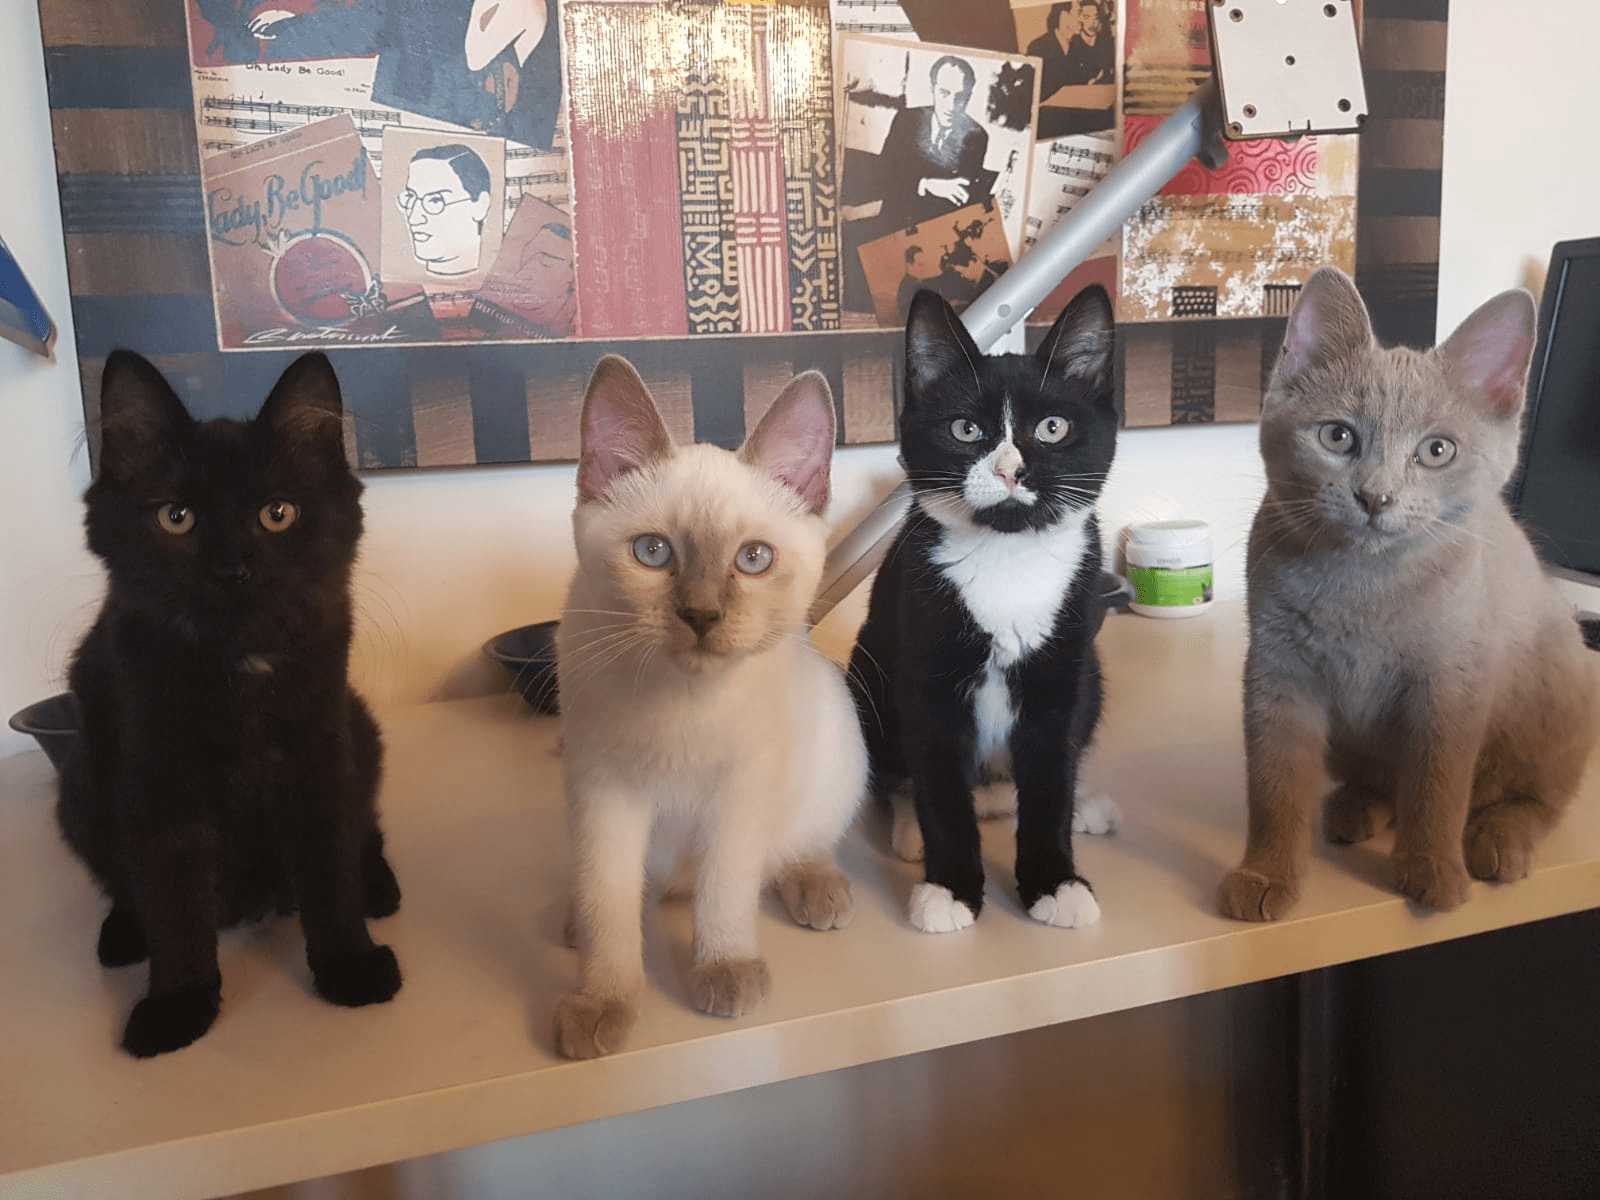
677, 607, 722, 638
1355, 489, 1394, 515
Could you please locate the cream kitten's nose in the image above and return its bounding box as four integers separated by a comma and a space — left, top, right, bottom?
677, 607, 722, 638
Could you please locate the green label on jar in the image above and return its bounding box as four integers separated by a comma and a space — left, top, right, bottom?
1128, 564, 1213, 607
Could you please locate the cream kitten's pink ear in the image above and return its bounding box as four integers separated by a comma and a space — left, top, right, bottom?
1438, 289, 1536, 419
740, 371, 835, 515
577, 355, 672, 502
1277, 267, 1373, 378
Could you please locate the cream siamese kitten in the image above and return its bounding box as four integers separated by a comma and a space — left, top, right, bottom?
1220, 267, 1599, 921
553, 356, 867, 1059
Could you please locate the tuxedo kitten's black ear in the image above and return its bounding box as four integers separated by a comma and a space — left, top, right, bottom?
97, 350, 193, 483
1438, 288, 1536, 420
578, 355, 673, 502
905, 288, 982, 403
1276, 266, 1373, 380
258, 351, 348, 464
740, 370, 835, 515
1035, 283, 1114, 394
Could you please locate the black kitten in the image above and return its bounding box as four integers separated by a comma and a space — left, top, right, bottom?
56, 350, 402, 1058
847, 286, 1120, 932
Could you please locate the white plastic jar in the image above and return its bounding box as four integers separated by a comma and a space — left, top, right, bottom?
1125, 520, 1214, 619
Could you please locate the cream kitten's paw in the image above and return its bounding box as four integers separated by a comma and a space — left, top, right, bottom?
1028, 880, 1101, 928
777, 863, 854, 930
1217, 867, 1300, 922
891, 806, 926, 862
1072, 790, 1122, 836
908, 882, 976, 933
554, 990, 637, 1059
1394, 852, 1470, 912
688, 957, 772, 1018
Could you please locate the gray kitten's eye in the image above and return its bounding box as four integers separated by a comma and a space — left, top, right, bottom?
632, 533, 674, 568
1414, 436, 1457, 468
157, 504, 194, 535
259, 500, 299, 532
735, 541, 774, 576
950, 418, 984, 443
1317, 422, 1357, 454
1035, 416, 1071, 444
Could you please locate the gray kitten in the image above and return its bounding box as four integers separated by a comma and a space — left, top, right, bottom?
1219, 267, 1598, 920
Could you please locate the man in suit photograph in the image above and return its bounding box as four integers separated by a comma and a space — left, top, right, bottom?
875, 54, 995, 230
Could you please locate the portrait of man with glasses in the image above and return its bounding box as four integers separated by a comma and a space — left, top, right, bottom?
396, 142, 496, 278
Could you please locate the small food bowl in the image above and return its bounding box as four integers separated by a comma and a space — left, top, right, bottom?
9, 692, 81, 771
484, 621, 561, 715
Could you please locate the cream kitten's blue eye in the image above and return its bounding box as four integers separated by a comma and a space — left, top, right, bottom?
950, 418, 984, 443
1317, 422, 1357, 454
1035, 416, 1070, 444
1414, 436, 1457, 468
632, 534, 674, 568
735, 542, 774, 575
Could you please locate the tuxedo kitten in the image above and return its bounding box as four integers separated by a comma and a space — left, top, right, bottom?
554, 356, 867, 1059
1219, 267, 1599, 920
848, 286, 1122, 934
56, 351, 401, 1058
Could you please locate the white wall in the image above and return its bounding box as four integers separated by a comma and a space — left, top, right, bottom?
6, 2, 1599, 755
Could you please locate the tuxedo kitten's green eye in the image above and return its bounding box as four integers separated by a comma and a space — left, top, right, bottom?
632, 533, 674, 568
1414, 436, 1457, 468
734, 541, 774, 576
259, 500, 299, 532
1317, 422, 1357, 454
950, 418, 984, 443
1035, 416, 1071, 444
157, 504, 194, 535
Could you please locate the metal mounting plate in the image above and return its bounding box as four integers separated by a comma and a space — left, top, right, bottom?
1206, 0, 1368, 140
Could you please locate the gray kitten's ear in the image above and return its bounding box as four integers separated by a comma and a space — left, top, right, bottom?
97, 350, 192, 482
258, 352, 347, 460
1277, 267, 1373, 379
1035, 283, 1114, 394
578, 355, 672, 502
905, 288, 980, 404
1437, 289, 1536, 419
740, 370, 835, 515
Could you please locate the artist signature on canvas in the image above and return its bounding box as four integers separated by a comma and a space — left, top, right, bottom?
242, 324, 406, 345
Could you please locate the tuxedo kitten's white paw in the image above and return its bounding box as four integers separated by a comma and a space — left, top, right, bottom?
909, 882, 976, 933
891, 807, 926, 862
1073, 790, 1123, 836
1028, 880, 1101, 928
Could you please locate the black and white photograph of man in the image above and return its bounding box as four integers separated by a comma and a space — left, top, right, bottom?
380, 127, 505, 289
1014, 0, 1117, 136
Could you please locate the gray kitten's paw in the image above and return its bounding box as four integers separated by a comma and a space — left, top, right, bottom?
1322, 785, 1383, 844
1463, 812, 1535, 882
1217, 868, 1299, 922
1394, 852, 1471, 911
777, 864, 854, 930
688, 957, 771, 1018
554, 990, 637, 1059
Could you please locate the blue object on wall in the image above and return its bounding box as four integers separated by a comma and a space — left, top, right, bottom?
0, 233, 55, 357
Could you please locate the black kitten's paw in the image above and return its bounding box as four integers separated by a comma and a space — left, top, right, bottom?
121, 979, 222, 1058
311, 944, 402, 1007
362, 850, 402, 919
97, 906, 148, 966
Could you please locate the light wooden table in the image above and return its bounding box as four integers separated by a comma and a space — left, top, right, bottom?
3, 603, 1597, 1199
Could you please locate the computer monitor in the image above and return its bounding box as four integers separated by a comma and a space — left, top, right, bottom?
1508, 237, 1600, 581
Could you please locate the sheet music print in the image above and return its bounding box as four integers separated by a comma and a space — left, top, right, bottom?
1023, 131, 1118, 257
832, 0, 914, 39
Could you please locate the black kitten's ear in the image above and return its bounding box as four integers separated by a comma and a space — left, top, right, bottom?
1276, 267, 1372, 380
258, 351, 348, 461
905, 288, 982, 405
577, 355, 673, 502
1034, 283, 1114, 394
97, 350, 192, 483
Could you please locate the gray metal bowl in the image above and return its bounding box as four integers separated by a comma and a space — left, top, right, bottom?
9, 693, 80, 771
484, 621, 561, 715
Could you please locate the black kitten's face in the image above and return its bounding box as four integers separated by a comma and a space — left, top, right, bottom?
901, 286, 1118, 534
86, 351, 363, 637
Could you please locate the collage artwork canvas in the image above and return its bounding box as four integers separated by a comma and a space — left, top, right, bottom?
39, 0, 1447, 468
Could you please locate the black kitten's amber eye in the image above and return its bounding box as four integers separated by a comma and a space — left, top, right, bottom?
1414, 436, 1457, 468
950, 418, 984, 443
259, 500, 299, 532
1317, 422, 1357, 454
1035, 416, 1071, 444
157, 504, 194, 535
